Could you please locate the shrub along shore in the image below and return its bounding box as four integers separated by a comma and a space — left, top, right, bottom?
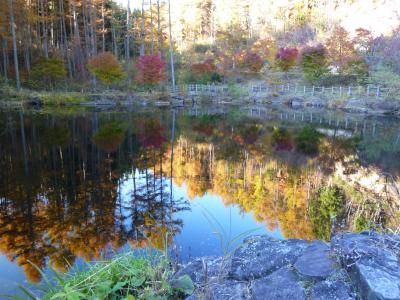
17, 231, 400, 300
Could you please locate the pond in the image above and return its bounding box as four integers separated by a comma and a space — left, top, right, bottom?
0, 105, 399, 296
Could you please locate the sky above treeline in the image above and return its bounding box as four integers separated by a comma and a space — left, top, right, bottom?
115, 0, 400, 36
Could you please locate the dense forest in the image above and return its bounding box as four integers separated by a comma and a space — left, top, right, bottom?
1, 0, 400, 93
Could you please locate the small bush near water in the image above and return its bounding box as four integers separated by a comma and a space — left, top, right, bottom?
14, 251, 194, 300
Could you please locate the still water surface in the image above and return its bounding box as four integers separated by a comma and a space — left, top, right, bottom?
0, 105, 399, 295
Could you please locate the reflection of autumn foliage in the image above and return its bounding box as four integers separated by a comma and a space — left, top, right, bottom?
0, 113, 184, 282
235, 124, 261, 145
192, 122, 214, 136
271, 128, 293, 151
139, 119, 166, 149
92, 121, 128, 152
164, 137, 318, 240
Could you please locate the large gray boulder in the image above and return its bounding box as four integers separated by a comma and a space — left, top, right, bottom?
229, 236, 309, 280
332, 232, 400, 300
288, 97, 304, 109
251, 266, 306, 300
310, 280, 355, 300
294, 240, 336, 280
207, 281, 249, 300
172, 257, 224, 286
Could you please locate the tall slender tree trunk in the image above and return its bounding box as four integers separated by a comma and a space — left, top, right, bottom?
40, 0, 49, 58
72, 0, 84, 75
8, 0, 21, 91
1, 38, 8, 82
88, 0, 97, 56
60, 0, 72, 78
168, 0, 175, 91
125, 0, 131, 60
111, 6, 118, 57
140, 0, 145, 56
157, 0, 161, 55
101, 0, 105, 52
82, 0, 91, 59
150, 0, 154, 54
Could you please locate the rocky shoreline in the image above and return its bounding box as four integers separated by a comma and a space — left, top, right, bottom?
172, 232, 400, 300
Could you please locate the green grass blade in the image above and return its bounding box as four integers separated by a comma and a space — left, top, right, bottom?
17, 284, 38, 300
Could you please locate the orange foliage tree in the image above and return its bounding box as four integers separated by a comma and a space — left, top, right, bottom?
87, 52, 125, 85
325, 25, 356, 69
191, 58, 217, 76
238, 52, 264, 72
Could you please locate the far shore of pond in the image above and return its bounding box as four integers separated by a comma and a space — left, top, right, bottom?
1, 89, 400, 117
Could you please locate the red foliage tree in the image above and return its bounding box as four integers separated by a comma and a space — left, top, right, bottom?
241, 52, 264, 72
135, 55, 167, 85
191, 59, 217, 76
275, 47, 299, 71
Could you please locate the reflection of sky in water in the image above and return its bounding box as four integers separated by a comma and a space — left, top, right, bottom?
119, 172, 280, 259
0, 172, 278, 298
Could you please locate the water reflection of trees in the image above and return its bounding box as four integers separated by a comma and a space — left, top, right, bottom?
166, 113, 400, 241
0, 112, 188, 282
0, 110, 399, 282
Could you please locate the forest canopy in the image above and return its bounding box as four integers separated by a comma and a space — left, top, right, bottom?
0, 0, 400, 91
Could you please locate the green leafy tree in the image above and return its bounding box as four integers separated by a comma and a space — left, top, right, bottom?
341, 58, 369, 83
31, 57, 67, 88
300, 45, 329, 82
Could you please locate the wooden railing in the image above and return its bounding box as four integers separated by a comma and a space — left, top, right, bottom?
166, 83, 398, 99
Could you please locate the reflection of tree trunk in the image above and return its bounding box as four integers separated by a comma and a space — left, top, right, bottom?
145, 148, 149, 201
170, 110, 175, 203
160, 147, 163, 203
19, 112, 28, 175
153, 150, 156, 193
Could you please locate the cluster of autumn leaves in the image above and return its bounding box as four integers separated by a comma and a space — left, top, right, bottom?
87, 52, 167, 85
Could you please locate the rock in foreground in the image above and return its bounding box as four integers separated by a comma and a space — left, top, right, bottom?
175, 232, 400, 300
